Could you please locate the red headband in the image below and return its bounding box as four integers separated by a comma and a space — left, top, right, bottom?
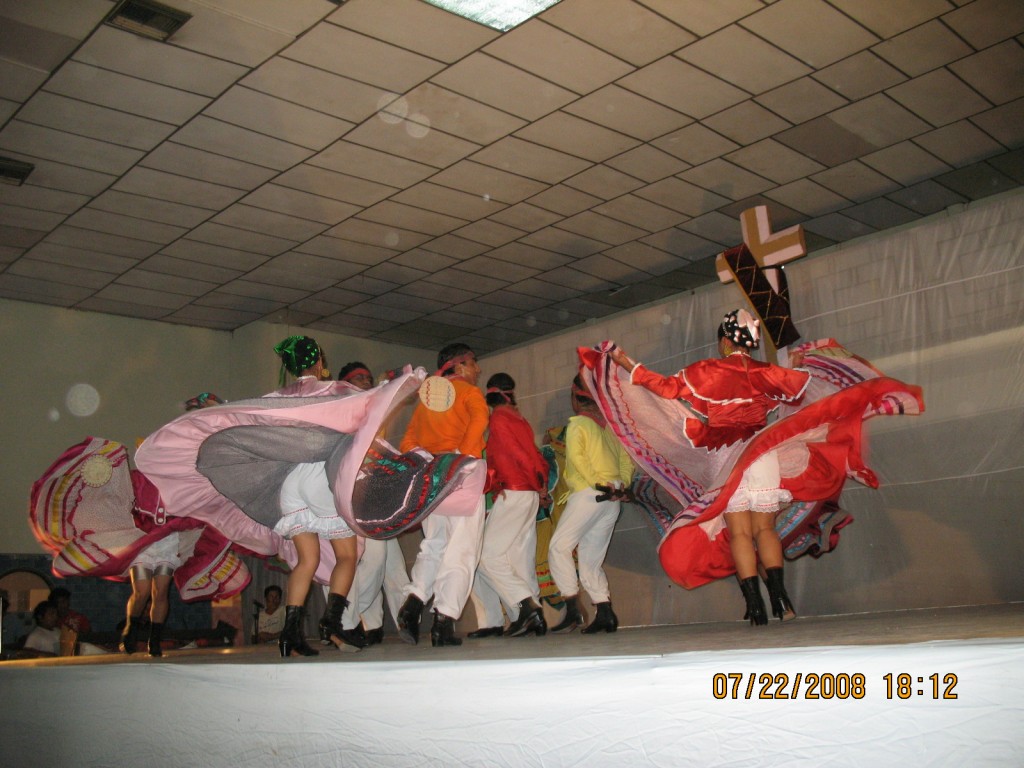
342, 367, 371, 382
436, 352, 474, 378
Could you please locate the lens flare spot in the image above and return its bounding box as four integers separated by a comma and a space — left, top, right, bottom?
66, 383, 100, 417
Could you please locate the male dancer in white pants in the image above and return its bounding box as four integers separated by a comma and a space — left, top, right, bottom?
396, 343, 488, 647
547, 375, 634, 634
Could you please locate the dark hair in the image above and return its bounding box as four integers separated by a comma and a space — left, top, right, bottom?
274, 336, 322, 377
485, 372, 516, 407
437, 343, 475, 376
571, 374, 595, 406
264, 585, 282, 599
337, 361, 371, 382
33, 600, 56, 622
48, 587, 70, 602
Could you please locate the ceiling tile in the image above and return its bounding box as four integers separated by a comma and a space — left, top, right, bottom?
564, 165, 644, 200
488, 202, 563, 232
362, 261, 430, 285
253, 251, 364, 283
204, 87, 353, 150
651, 123, 739, 165
393, 182, 505, 220
420, 234, 491, 260
92, 283, 192, 310
141, 144, 277, 189
163, 239, 268, 271
141, 254, 243, 284
528, 185, 602, 216
285, 24, 445, 93
774, 116, 878, 166
520, 227, 606, 257
325, 218, 433, 251
213, 204, 324, 241
861, 141, 953, 185
677, 210, 742, 245
46, 61, 211, 124
333, 0, 499, 62
502, 279, 583, 303
602, 241, 692, 275
564, 85, 693, 142
297, 235, 396, 266
514, 112, 640, 163
453, 219, 526, 247
936, 162, 1020, 200
594, 195, 688, 232
382, 83, 527, 145
679, 24, 811, 94
64, 208, 187, 244
89, 190, 213, 228
9, 159, 115, 197
971, 98, 1024, 149
556, 211, 648, 245
764, 178, 850, 216
814, 51, 907, 101
358, 200, 467, 237
426, 267, 508, 293
30, 242, 137, 274
621, 57, 747, 118
605, 145, 690, 182
542, 0, 695, 66
943, 0, 1024, 49
741, 0, 880, 69
115, 269, 217, 297
802, 211, 877, 241
391, 249, 458, 273
172, 116, 313, 171
886, 68, 992, 127
487, 242, 574, 270
950, 41, 1024, 105
472, 137, 591, 185
188, 222, 295, 256
343, 116, 480, 170
114, 167, 243, 210
275, 164, 397, 208
484, 20, 634, 95
0, 183, 86, 215
457, 255, 539, 282
915, 121, 1006, 167
756, 76, 849, 124
828, 0, 949, 38
828, 94, 932, 149
242, 58, 390, 124
841, 197, 921, 229
886, 179, 967, 214
571, 253, 653, 284
635, 177, 730, 215
312, 141, 436, 189
679, 159, 774, 201
8, 257, 110, 289
0, 121, 144, 175
871, 20, 974, 77
704, 100, 792, 145
430, 53, 578, 121
811, 160, 902, 202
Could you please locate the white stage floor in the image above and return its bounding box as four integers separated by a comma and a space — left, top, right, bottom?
2, 603, 1022, 767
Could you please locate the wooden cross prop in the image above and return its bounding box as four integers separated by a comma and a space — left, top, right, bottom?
716, 206, 807, 361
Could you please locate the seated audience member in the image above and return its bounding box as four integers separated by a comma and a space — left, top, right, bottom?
1, 590, 23, 658
257, 585, 285, 644
49, 587, 92, 636
19, 601, 62, 658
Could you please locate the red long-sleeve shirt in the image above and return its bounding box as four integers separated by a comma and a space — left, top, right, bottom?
485, 406, 548, 494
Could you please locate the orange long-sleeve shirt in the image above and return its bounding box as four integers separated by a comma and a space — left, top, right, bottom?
400, 378, 489, 459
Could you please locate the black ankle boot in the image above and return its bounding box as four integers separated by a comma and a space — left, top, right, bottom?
319, 593, 364, 651
430, 611, 462, 647
467, 626, 504, 638
582, 601, 618, 634
764, 567, 795, 621
280, 605, 319, 658
397, 594, 424, 645
148, 623, 165, 657
506, 599, 547, 637
550, 595, 585, 633
739, 576, 768, 626
119, 615, 142, 654
363, 626, 384, 646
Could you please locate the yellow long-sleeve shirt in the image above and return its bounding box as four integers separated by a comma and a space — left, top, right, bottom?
564, 414, 634, 495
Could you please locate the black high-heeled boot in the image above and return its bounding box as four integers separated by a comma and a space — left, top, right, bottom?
505, 599, 547, 637
549, 595, 585, 634
429, 611, 462, 647
764, 567, 796, 621
148, 623, 165, 657
119, 615, 142, 654
319, 593, 364, 652
467, 626, 504, 638
280, 605, 319, 658
739, 576, 768, 626
582, 601, 618, 634
397, 594, 424, 645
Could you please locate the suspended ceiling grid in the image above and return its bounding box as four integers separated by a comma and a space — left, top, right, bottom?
1, 0, 1022, 354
